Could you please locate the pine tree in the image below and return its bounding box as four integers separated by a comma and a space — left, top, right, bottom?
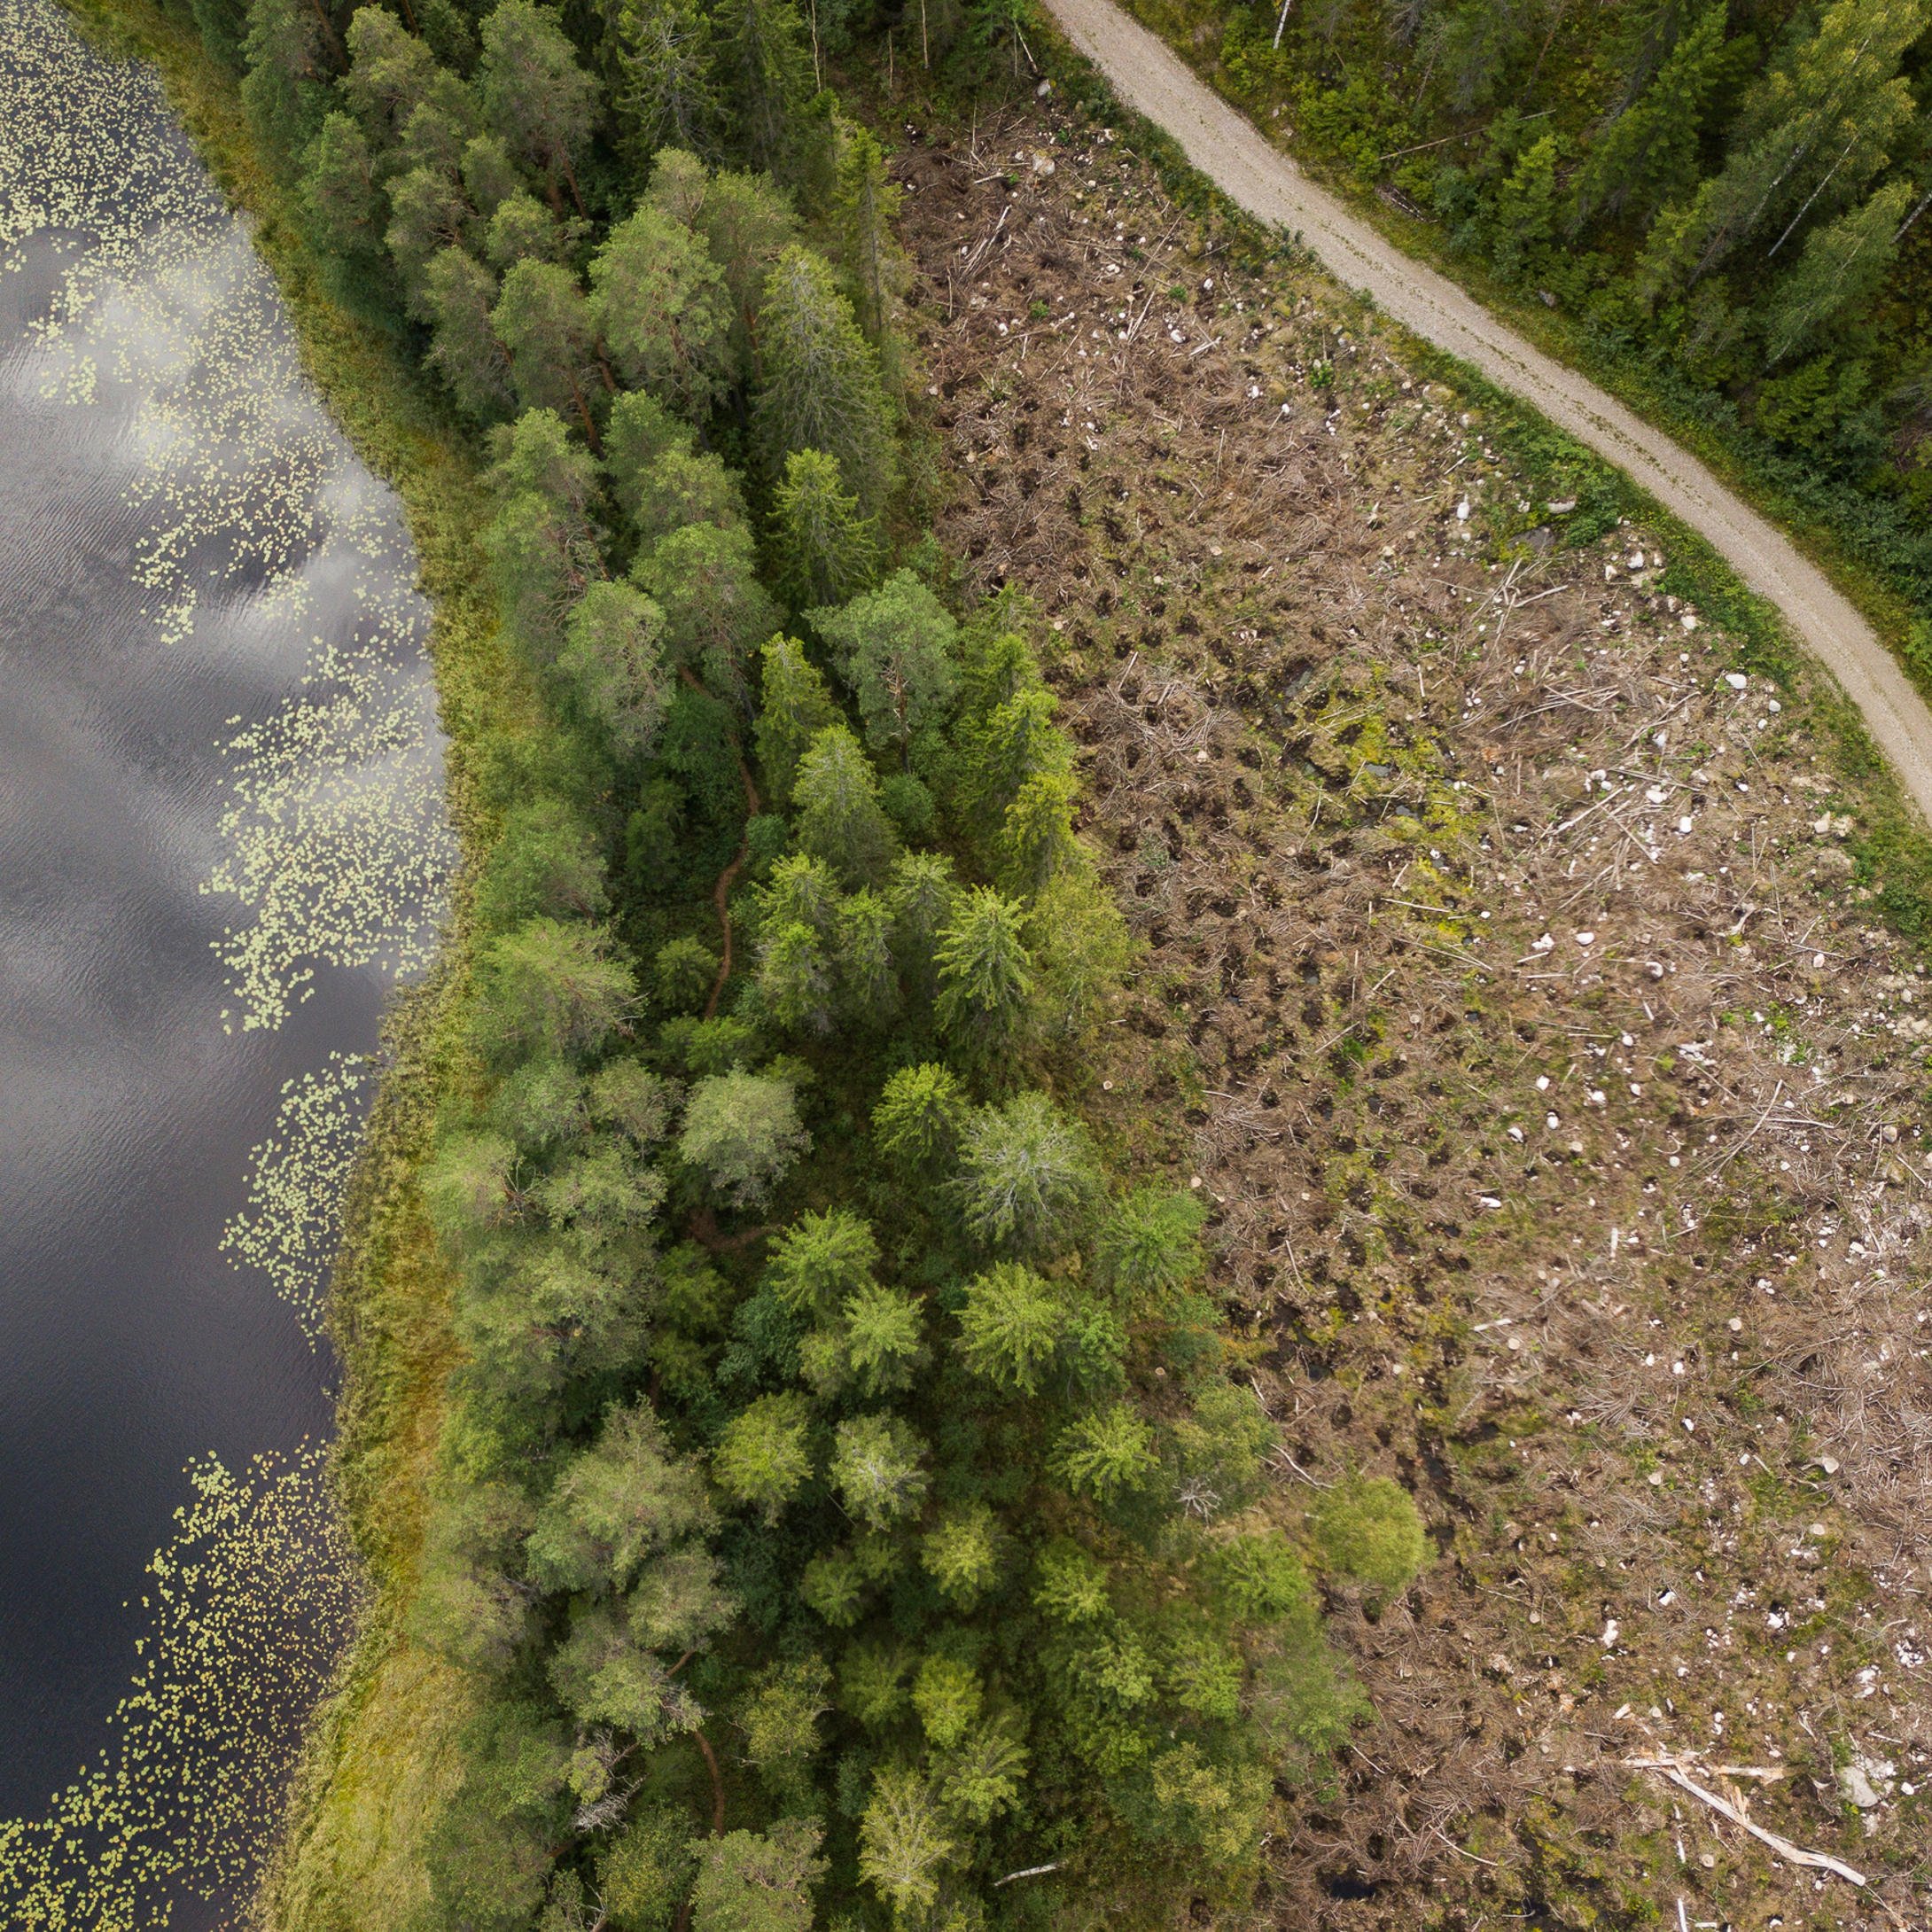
627, 448, 747, 552
425, 247, 514, 418
769, 449, 880, 612
675, 165, 800, 368
588, 205, 736, 418
557, 580, 671, 760
240, 0, 335, 160
809, 568, 959, 758
479, 0, 600, 217
386, 165, 475, 316
492, 259, 606, 445
300, 112, 382, 261
752, 246, 896, 518
634, 520, 781, 697
485, 191, 578, 269
343, 5, 437, 149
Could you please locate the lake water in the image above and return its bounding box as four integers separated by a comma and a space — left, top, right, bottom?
0, 0, 454, 1915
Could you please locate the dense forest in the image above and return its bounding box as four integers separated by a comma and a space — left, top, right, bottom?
1138, 0, 1932, 635
125, 0, 1433, 1922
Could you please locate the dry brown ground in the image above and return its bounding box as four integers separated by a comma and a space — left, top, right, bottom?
892, 97, 1932, 1932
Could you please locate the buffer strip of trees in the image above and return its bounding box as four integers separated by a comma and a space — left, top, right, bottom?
166, 0, 1433, 1922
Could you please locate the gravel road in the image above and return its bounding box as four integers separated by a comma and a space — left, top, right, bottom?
1040, 0, 1932, 821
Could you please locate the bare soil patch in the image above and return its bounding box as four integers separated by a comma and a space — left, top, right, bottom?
894, 98, 1932, 1932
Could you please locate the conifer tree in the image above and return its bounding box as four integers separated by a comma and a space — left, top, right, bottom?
1570, 2, 1732, 228
484, 191, 577, 269
607, 0, 719, 163
810, 568, 960, 758
478, 0, 600, 217
1761, 177, 1913, 363
492, 259, 606, 445
870, 1062, 968, 1172
791, 725, 899, 885
588, 206, 736, 418
752, 246, 896, 518
833, 118, 902, 345
240, 0, 335, 160
343, 5, 436, 148
300, 112, 382, 261
752, 636, 843, 812
655, 160, 800, 366
635, 521, 780, 697
708, 0, 809, 171
386, 164, 474, 315
1639, 0, 1924, 292
932, 886, 1032, 1066
769, 449, 880, 611
425, 246, 514, 418
954, 1092, 1100, 1257
557, 580, 671, 761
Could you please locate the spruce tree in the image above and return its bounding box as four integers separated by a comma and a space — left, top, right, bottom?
708, 0, 808, 170
932, 886, 1032, 1067
752, 635, 842, 812
752, 245, 896, 518
607, 0, 719, 163
791, 725, 898, 885
833, 118, 901, 344
769, 448, 879, 611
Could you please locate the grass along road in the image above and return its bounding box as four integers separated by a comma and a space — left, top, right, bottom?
1037, 0, 1932, 825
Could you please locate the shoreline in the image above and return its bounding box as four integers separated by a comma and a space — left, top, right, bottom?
50, 0, 528, 1920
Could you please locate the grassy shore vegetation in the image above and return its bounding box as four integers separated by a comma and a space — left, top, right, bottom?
66, 0, 1436, 1924
1102, 0, 1932, 669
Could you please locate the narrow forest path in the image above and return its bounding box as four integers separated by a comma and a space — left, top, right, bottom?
1038, 0, 1932, 822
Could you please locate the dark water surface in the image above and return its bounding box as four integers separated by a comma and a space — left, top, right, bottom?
0, 0, 452, 1908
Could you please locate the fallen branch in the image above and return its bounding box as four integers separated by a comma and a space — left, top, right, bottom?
1625, 1759, 1867, 1889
